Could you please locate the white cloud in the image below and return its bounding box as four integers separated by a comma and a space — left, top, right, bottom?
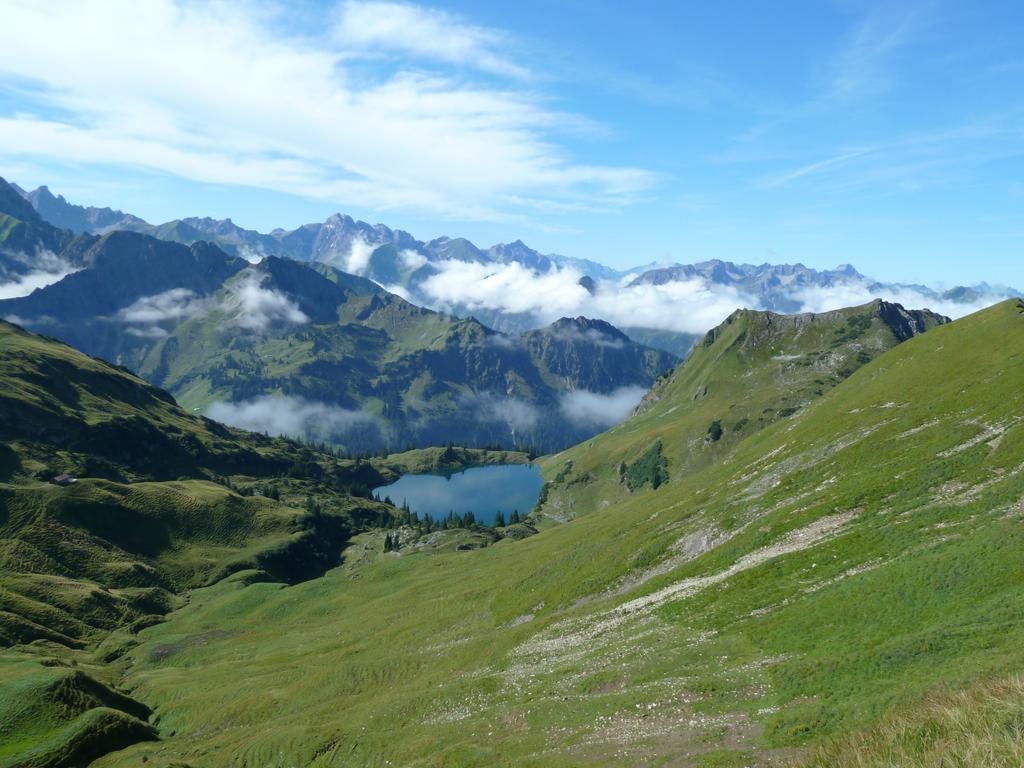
207, 395, 377, 440
0, 269, 71, 299
399, 249, 428, 270
0, 250, 77, 299
342, 236, 375, 275
464, 392, 539, 432
237, 245, 267, 264
409, 254, 1022, 338
224, 272, 308, 330
789, 283, 1003, 320
380, 282, 412, 301
589, 279, 752, 335
334, 1, 528, 78
126, 325, 171, 338
417, 259, 754, 334
114, 278, 308, 334
0, 0, 655, 222
560, 386, 647, 427
420, 260, 591, 318
117, 287, 210, 324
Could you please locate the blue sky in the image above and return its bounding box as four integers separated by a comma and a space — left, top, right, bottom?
0, 0, 1021, 287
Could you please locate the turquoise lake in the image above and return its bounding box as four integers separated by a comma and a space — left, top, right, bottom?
372, 464, 544, 525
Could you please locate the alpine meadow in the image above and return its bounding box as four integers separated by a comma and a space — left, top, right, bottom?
1, 2, 1024, 767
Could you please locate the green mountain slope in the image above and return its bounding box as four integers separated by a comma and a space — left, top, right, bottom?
537, 299, 947, 521
34, 299, 1014, 767
0, 321, 427, 767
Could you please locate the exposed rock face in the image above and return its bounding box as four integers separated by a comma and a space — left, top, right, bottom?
876, 299, 951, 341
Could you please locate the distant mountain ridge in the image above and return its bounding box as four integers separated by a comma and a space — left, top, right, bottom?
23, 185, 145, 233
12, 180, 1019, 356
0, 178, 676, 453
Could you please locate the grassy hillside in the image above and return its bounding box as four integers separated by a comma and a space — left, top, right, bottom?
0, 321, 424, 766
536, 300, 946, 522
37, 298, 1014, 767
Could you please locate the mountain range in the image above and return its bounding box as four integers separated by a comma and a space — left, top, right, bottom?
11, 182, 1019, 358
0, 178, 676, 453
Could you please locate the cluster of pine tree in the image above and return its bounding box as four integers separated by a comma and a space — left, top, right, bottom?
492, 509, 523, 527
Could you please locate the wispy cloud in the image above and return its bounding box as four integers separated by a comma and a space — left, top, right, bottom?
823, 10, 919, 103
751, 115, 1023, 196
460, 391, 540, 444
718, 7, 935, 196
0, 0, 655, 223
334, 1, 528, 78
754, 147, 876, 189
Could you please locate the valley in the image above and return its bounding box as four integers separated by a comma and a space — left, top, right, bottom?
3, 264, 1023, 764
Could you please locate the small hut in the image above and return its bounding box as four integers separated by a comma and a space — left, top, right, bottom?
51, 473, 78, 487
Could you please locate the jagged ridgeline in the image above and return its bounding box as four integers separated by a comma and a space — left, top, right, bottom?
0, 177, 677, 454
15, 180, 1015, 345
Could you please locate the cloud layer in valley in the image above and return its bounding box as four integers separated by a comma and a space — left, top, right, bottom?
560, 387, 648, 427
207, 395, 379, 442
418, 260, 756, 334
0, 251, 78, 300
788, 283, 1003, 321
414, 258, 1012, 336
114, 271, 308, 336
467, 392, 540, 433
117, 288, 212, 336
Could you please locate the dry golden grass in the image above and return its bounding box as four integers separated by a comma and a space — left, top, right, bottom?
806, 677, 1024, 767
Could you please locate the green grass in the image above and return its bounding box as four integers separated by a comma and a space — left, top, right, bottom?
4, 300, 1024, 767
44, 299, 1018, 766
536, 299, 945, 522
0, 321, 414, 764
